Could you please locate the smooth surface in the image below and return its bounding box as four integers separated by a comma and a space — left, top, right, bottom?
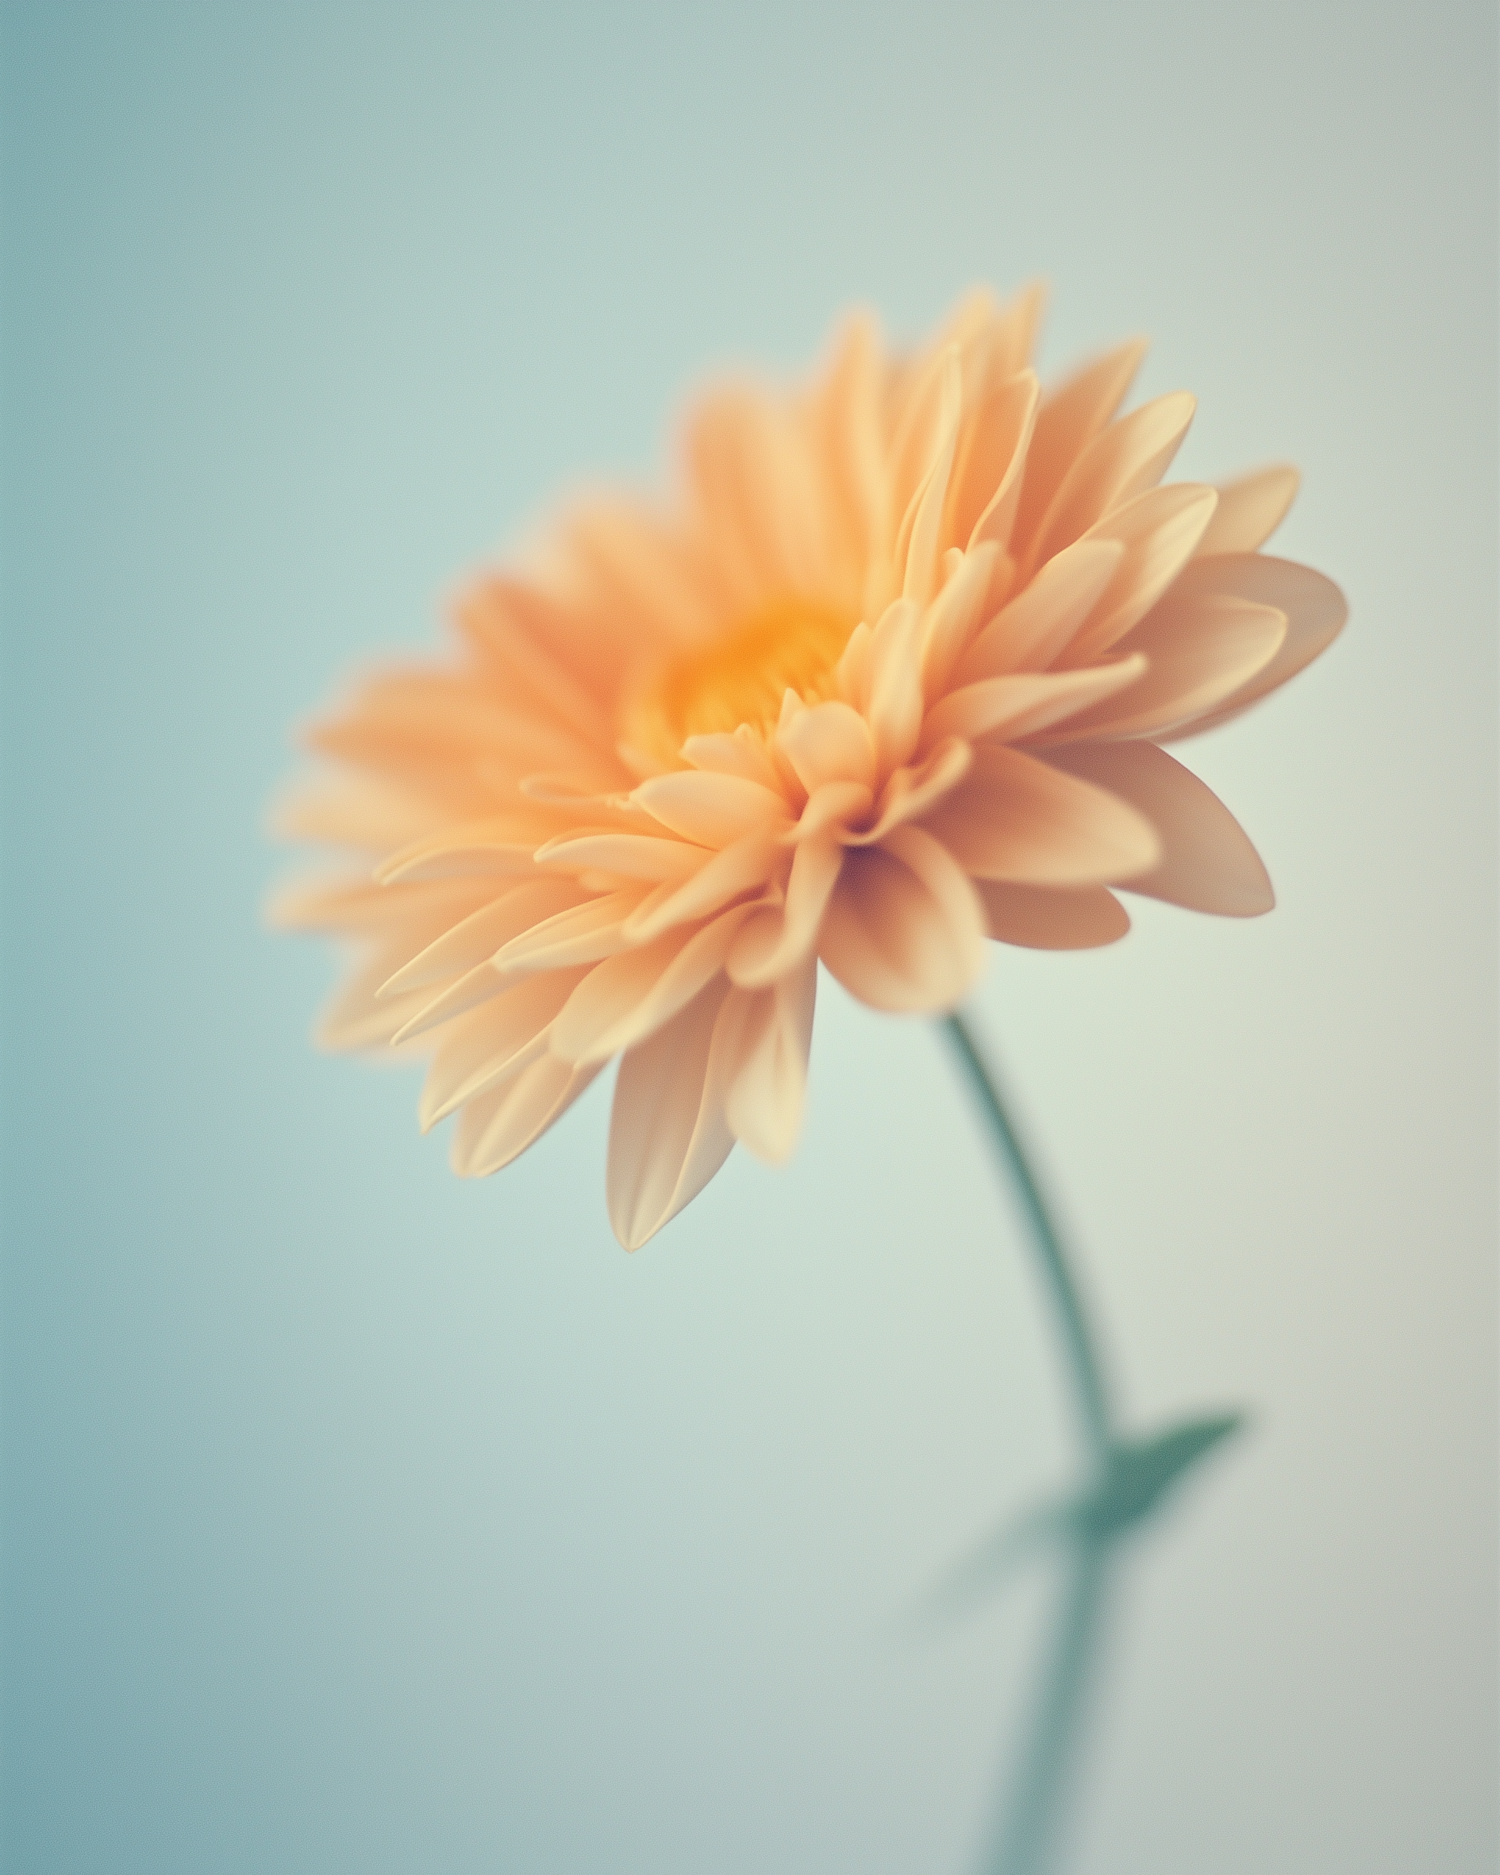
2, 2, 1495, 1870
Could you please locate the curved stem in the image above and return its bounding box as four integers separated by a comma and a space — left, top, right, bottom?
941, 1012, 1114, 1468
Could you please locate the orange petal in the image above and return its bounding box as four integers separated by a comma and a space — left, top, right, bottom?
1028, 391, 1197, 573
606, 979, 738, 1249
634, 769, 792, 845
853, 738, 973, 843
1156, 554, 1348, 739
919, 657, 1146, 751
792, 779, 875, 841
450, 1055, 604, 1178
921, 743, 1160, 884
864, 598, 926, 775
977, 881, 1131, 949
418, 969, 587, 1128
920, 542, 1003, 700
681, 728, 785, 790
777, 698, 877, 794
818, 825, 986, 1013
1062, 484, 1219, 666
722, 960, 818, 1164
955, 538, 1124, 681
533, 830, 706, 883
1051, 599, 1286, 742
951, 371, 1040, 555
728, 836, 843, 987
1194, 465, 1300, 557
550, 904, 754, 1065
622, 833, 782, 943
1012, 339, 1149, 558
901, 349, 964, 605
495, 888, 647, 974
1045, 741, 1274, 916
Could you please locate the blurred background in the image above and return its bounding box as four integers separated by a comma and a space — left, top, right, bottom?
1, 2, 1495, 1870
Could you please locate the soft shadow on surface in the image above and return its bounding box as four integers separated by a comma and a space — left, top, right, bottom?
918, 1415, 1244, 1875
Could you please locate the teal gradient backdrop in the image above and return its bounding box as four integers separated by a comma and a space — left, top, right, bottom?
2, 2, 1495, 1870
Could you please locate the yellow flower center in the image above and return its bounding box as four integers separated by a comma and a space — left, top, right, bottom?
622, 599, 854, 767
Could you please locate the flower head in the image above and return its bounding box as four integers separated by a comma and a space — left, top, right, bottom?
273, 287, 1345, 1247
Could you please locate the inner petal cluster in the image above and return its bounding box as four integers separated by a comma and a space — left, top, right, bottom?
621, 598, 854, 768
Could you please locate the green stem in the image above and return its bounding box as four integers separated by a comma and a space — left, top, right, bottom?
941, 1012, 1114, 1469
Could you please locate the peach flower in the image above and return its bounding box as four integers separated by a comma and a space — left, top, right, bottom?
273, 287, 1344, 1247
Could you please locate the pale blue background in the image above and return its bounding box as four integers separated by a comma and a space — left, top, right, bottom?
1, 2, 1495, 1870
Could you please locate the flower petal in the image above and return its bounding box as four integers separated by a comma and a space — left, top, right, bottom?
777, 698, 877, 794
901, 348, 964, 605
977, 881, 1131, 949
1012, 339, 1149, 556
550, 904, 756, 1065
921, 744, 1161, 884
419, 969, 588, 1129
864, 598, 927, 775
818, 824, 986, 1013
722, 960, 818, 1164
728, 836, 843, 987
919, 657, 1146, 751
954, 371, 1040, 555
1028, 391, 1197, 573
955, 538, 1125, 681
622, 833, 782, 942
451, 1055, 604, 1178
1050, 599, 1286, 742
495, 888, 647, 974
853, 738, 973, 843
1156, 554, 1348, 738
634, 769, 792, 846
533, 830, 706, 882
681, 727, 785, 790
1044, 741, 1274, 915
607, 978, 738, 1250
1062, 483, 1220, 666
1194, 465, 1300, 557
920, 542, 1003, 699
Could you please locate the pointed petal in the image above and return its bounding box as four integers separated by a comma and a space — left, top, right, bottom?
901, 349, 964, 604
681, 728, 784, 790
819, 824, 986, 1013
550, 904, 754, 1065
865, 598, 926, 775
851, 738, 973, 843
1194, 465, 1300, 557
922, 744, 1161, 884
1012, 339, 1149, 556
622, 832, 782, 942
451, 1055, 603, 1177
1045, 741, 1274, 915
533, 830, 705, 882
722, 960, 817, 1164
1053, 599, 1285, 742
920, 542, 1002, 699
634, 769, 792, 846
607, 979, 738, 1249
777, 698, 877, 794
1156, 554, 1348, 738
495, 889, 647, 974
1063, 484, 1220, 666
919, 657, 1146, 751
952, 371, 1040, 555
956, 538, 1125, 681
418, 970, 587, 1129
1028, 390, 1197, 572
977, 881, 1131, 949
728, 836, 843, 987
